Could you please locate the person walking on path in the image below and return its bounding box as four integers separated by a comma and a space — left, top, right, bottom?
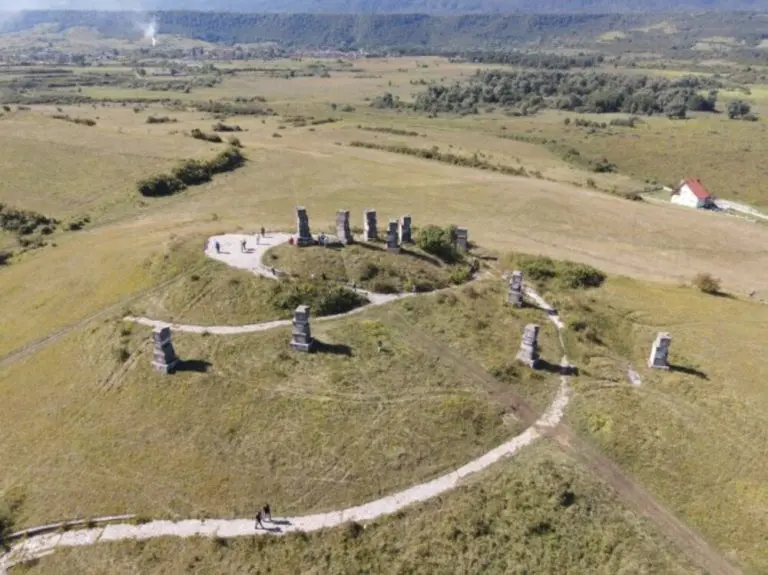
241, 238, 247, 253
254, 510, 263, 530
260, 226, 266, 238
214, 241, 221, 254
263, 503, 271, 522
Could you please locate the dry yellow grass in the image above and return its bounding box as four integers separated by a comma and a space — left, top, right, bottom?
2, 56, 768, 573
555, 277, 768, 574
19, 442, 700, 575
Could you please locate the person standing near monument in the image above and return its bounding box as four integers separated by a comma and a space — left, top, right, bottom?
214, 241, 221, 254
240, 238, 247, 253
254, 510, 263, 530
263, 503, 271, 522
260, 226, 266, 237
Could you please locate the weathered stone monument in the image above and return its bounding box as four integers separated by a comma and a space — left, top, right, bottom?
648, 332, 671, 369
296, 206, 313, 246
508, 270, 524, 307
290, 305, 314, 352
152, 326, 179, 374
363, 209, 378, 241
386, 219, 400, 253
399, 215, 412, 244
455, 227, 469, 251
336, 210, 353, 245
516, 324, 540, 368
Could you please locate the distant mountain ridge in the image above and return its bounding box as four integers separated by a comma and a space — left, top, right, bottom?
1, 8, 767, 51
2, 0, 768, 12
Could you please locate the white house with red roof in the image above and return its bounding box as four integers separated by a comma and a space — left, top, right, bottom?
670, 178, 715, 209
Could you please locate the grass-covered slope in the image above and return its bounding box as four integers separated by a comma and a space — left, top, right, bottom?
18, 443, 700, 575
0, 278, 563, 529
266, 242, 470, 294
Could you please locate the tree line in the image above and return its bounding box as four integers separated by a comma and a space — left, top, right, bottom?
408, 70, 723, 118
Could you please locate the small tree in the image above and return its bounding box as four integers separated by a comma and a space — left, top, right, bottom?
693, 273, 721, 295
727, 99, 751, 120
417, 225, 458, 263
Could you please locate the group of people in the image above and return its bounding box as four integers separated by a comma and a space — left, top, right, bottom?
212, 227, 267, 255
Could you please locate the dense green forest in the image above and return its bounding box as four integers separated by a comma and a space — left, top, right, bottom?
404, 70, 722, 118
1, 10, 767, 52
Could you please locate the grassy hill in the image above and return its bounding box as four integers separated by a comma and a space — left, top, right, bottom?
1, 48, 768, 574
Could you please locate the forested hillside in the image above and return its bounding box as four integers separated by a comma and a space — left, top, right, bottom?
1, 10, 767, 51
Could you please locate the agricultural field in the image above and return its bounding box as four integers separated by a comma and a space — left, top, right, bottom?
1, 21, 768, 575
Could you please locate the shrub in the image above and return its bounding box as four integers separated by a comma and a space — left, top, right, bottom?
137, 174, 186, 197
227, 135, 243, 148
417, 225, 459, 263
146, 116, 176, 124
211, 121, 242, 132
190, 128, 223, 143
370, 279, 399, 294
270, 281, 366, 317
0, 204, 59, 235
558, 263, 606, 289
449, 265, 473, 285
517, 255, 557, 282
0, 251, 11, 266
692, 272, 721, 295
727, 99, 751, 120
172, 160, 212, 186
357, 261, 379, 281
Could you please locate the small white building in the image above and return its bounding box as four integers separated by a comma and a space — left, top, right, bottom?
670, 178, 715, 209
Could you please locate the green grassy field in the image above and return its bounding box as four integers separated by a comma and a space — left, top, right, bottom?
2, 50, 768, 574
0, 278, 564, 529
18, 442, 700, 575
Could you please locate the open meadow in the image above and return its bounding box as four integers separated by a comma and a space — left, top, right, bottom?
1, 31, 768, 574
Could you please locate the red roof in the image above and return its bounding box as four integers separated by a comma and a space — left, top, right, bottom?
677, 178, 712, 200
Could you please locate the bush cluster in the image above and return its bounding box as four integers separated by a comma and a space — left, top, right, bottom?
692, 272, 722, 295
138, 146, 246, 197
357, 125, 423, 137
349, 141, 528, 178
417, 225, 461, 263
410, 70, 721, 118
211, 121, 242, 132
190, 128, 223, 143
194, 100, 273, 117
727, 99, 758, 121
51, 114, 96, 126
269, 280, 366, 317
0, 204, 59, 235
513, 255, 606, 290
453, 51, 603, 69
146, 115, 177, 124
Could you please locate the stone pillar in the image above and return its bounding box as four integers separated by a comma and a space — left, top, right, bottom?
336, 210, 353, 245
455, 227, 469, 251
296, 206, 313, 247
508, 270, 523, 307
648, 332, 671, 369
290, 305, 314, 352
399, 215, 412, 244
363, 209, 377, 241
152, 326, 179, 374
386, 219, 400, 253
516, 324, 540, 368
